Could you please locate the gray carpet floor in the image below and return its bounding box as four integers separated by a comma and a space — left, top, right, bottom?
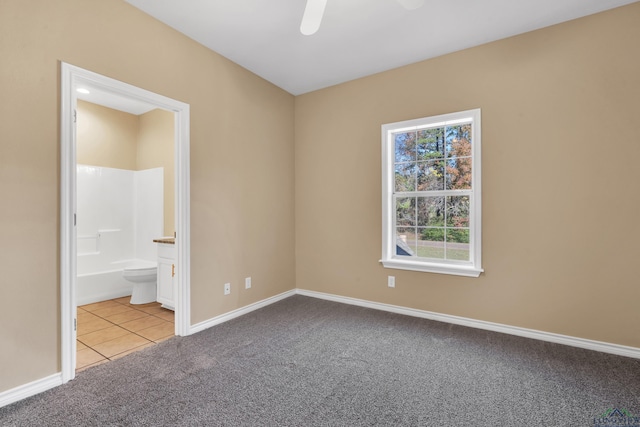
1, 295, 639, 426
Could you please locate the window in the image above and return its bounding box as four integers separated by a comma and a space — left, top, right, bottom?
381, 109, 482, 277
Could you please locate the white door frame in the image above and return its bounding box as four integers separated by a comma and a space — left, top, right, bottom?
60, 62, 191, 383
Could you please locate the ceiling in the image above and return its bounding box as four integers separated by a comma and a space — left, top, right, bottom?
76, 85, 158, 115
124, 0, 636, 96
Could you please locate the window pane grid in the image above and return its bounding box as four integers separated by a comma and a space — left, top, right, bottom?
393, 193, 471, 263
394, 190, 471, 197
394, 158, 471, 193
392, 121, 472, 191
383, 109, 481, 276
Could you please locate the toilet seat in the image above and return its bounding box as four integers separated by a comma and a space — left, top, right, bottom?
123, 262, 157, 277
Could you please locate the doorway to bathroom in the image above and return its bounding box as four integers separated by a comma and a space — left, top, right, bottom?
60, 62, 191, 383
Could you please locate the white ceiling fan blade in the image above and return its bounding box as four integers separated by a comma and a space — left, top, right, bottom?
300, 0, 327, 35
396, 0, 425, 10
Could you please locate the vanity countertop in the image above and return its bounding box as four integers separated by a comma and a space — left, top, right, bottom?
153, 237, 175, 245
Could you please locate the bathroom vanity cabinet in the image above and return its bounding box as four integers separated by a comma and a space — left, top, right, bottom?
157, 242, 176, 310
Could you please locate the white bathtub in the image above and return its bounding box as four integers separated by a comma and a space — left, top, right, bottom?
76, 258, 156, 305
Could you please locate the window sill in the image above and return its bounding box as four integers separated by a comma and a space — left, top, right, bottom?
380, 259, 483, 277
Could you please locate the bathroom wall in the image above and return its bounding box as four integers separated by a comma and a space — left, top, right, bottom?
76, 100, 138, 170
77, 100, 175, 236
137, 109, 175, 237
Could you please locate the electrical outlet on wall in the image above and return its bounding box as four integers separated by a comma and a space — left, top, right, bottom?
388, 276, 395, 288
224, 282, 231, 295
245, 277, 252, 289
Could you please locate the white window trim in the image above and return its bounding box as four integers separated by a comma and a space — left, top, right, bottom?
380, 109, 483, 277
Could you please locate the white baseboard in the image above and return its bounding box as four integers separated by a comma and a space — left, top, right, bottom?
0, 373, 62, 408
296, 289, 640, 360
188, 289, 297, 335
4, 287, 638, 409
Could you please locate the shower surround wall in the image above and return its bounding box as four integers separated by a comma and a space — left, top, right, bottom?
77, 164, 163, 305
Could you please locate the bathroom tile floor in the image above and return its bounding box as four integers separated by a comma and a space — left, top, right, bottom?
76, 296, 175, 372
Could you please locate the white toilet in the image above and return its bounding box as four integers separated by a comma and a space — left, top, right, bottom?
122, 261, 158, 304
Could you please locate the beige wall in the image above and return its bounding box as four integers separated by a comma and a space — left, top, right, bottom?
76, 100, 138, 170
0, 0, 295, 393
138, 108, 175, 236
295, 3, 640, 348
